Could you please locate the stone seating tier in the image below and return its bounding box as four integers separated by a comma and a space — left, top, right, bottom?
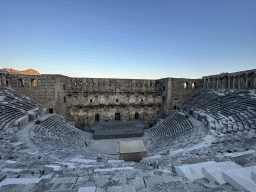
146, 110, 194, 142
178, 89, 256, 137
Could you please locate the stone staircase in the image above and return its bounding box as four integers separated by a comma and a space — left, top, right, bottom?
176, 158, 256, 192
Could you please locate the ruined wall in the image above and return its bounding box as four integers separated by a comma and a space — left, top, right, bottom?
66, 78, 163, 126
6, 74, 203, 127
170, 78, 203, 110
203, 69, 256, 89
7, 74, 68, 115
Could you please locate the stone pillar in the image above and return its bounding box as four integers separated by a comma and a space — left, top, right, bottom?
233, 77, 236, 89
203, 78, 207, 88
1, 74, 6, 87
207, 78, 212, 89
222, 76, 228, 89
217, 77, 221, 89
238, 75, 241, 89
213, 77, 217, 89
254, 72, 256, 89
228, 76, 230, 89
245, 73, 249, 89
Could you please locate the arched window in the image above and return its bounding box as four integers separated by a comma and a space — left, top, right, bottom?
18, 79, 25, 87
192, 82, 196, 89
95, 114, 99, 121
184, 82, 188, 89
31, 79, 37, 87
135, 113, 139, 120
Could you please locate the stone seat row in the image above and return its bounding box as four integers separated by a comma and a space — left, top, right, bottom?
146, 111, 194, 142
178, 89, 256, 137
31, 126, 86, 147
0, 87, 44, 110
33, 115, 87, 146
1, 96, 42, 112
39, 115, 85, 140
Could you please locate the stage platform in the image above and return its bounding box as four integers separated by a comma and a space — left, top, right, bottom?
92, 120, 144, 139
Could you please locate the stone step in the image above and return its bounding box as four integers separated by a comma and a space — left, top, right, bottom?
78, 187, 96, 192
222, 166, 256, 192
176, 164, 201, 181
189, 161, 217, 178
0, 178, 41, 187
45, 165, 61, 171
70, 158, 96, 164
94, 167, 134, 173
2, 168, 23, 173
202, 161, 241, 184
223, 149, 256, 157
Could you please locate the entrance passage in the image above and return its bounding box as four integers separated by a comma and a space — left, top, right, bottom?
135, 113, 139, 120
95, 114, 99, 121
49, 108, 53, 113
115, 113, 120, 120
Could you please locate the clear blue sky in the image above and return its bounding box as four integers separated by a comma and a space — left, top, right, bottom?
1, 0, 255, 79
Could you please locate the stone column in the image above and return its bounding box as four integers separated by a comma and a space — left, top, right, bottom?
1, 74, 6, 87
238, 75, 241, 89
228, 76, 230, 89
222, 76, 228, 89
217, 77, 221, 89
213, 77, 217, 89
0, 74, 2, 87
207, 78, 212, 89
254, 72, 256, 89
245, 72, 250, 89
203, 78, 207, 88
233, 77, 236, 89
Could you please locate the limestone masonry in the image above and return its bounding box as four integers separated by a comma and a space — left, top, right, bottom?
1, 71, 202, 127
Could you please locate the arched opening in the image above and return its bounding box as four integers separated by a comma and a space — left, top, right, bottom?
115, 113, 120, 120
49, 108, 53, 113
184, 82, 188, 89
192, 83, 196, 89
135, 113, 139, 120
18, 79, 25, 87
31, 79, 37, 87
163, 86, 165, 91
248, 79, 252, 89
173, 106, 177, 110
95, 114, 99, 121
63, 85, 65, 90
162, 96, 165, 102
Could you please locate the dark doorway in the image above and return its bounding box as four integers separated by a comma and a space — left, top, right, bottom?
135, 113, 139, 120
49, 108, 53, 113
115, 113, 120, 120
95, 114, 99, 121
173, 106, 177, 110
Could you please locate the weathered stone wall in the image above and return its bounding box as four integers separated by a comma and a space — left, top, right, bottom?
66, 78, 163, 126
6, 74, 203, 127
202, 69, 256, 89
170, 78, 203, 110
7, 74, 68, 114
